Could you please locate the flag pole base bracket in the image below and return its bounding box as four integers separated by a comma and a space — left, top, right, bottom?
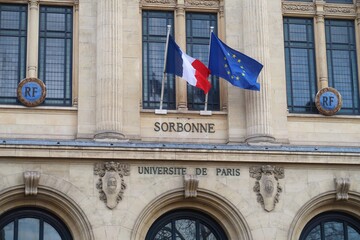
200, 110, 212, 116
155, 109, 168, 115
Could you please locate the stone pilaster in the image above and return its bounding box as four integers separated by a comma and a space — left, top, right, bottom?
219, 0, 227, 111
243, 0, 274, 143
176, 1, 188, 110
315, 0, 328, 89
95, 0, 125, 140
27, 0, 39, 78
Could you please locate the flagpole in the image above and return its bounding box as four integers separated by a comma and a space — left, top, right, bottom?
200, 26, 214, 116
156, 25, 171, 115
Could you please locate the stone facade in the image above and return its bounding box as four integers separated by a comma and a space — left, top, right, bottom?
0, 0, 360, 239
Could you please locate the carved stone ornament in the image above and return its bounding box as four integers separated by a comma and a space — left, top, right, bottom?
250, 165, 284, 212
24, 171, 41, 196
139, 0, 176, 8
335, 177, 350, 201
185, 0, 219, 9
94, 162, 130, 209
324, 5, 356, 16
282, 2, 316, 15
184, 174, 199, 198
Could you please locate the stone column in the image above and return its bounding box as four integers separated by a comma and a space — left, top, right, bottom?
176, 1, 188, 110
27, 0, 39, 78
95, 0, 125, 140
243, 0, 274, 143
315, 0, 328, 89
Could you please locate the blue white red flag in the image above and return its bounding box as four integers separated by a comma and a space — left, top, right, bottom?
165, 35, 212, 94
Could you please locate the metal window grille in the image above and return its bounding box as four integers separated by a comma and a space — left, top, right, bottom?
186, 13, 219, 111
326, 19, 359, 114
142, 11, 175, 110
0, 4, 27, 105
39, 6, 73, 106
284, 17, 317, 113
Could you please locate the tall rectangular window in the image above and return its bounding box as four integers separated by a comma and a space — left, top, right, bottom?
0, 4, 27, 104
142, 11, 175, 109
186, 13, 219, 110
284, 17, 317, 113
39, 6, 73, 106
326, 19, 359, 114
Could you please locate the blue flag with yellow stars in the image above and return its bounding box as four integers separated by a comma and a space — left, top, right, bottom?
208, 32, 262, 91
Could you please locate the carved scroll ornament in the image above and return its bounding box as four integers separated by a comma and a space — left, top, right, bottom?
94, 162, 130, 209
335, 177, 350, 201
250, 165, 284, 212
184, 174, 199, 198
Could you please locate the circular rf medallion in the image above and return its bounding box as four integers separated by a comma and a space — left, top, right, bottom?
17, 78, 46, 107
315, 87, 342, 116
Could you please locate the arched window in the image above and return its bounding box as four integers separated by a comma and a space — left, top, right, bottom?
146, 209, 228, 240
300, 211, 360, 240
0, 207, 72, 240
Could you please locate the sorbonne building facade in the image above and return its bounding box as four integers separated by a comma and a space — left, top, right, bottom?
0, 0, 360, 239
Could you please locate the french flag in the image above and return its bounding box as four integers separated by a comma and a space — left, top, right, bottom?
165, 35, 212, 94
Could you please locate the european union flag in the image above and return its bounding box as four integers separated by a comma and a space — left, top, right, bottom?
208, 33, 262, 91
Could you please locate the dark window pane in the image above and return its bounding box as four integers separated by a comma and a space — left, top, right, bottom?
39, 6, 73, 106
284, 17, 317, 113
43, 222, 62, 240
186, 13, 219, 111
142, 11, 175, 109
326, 0, 353, 3
326, 19, 359, 114
348, 226, 360, 240
1, 222, 14, 240
324, 222, 345, 240
175, 219, 196, 240
0, 4, 27, 105
18, 218, 40, 240
305, 225, 321, 240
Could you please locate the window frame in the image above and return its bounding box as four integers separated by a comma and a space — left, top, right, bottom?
0, 0, 77, 107
300, 211, 360, 240
186, 12, 219, 111
0, 207, 73, 240
141, 10, 176, 110
145, 209, 228, 240
283, 17, 318, 113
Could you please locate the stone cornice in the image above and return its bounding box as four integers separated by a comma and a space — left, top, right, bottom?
2, 140, 360, 164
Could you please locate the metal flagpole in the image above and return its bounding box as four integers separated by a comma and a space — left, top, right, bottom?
156, 25, 171, 115
200, 26, 214, 116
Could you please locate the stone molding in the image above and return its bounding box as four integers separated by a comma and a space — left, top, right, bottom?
184, 174, 199, 198
335, 177, 350, 201
24, 171, 41, 196
94, 162, 130, 209
250, 165, 284, 212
